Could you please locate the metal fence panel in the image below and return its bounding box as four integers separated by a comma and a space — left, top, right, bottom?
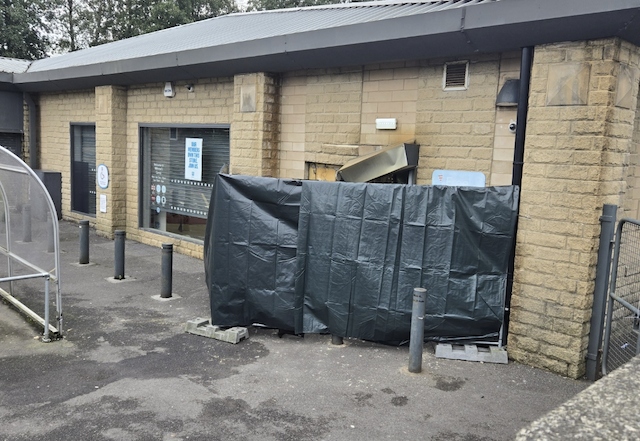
602, 219, 640, 375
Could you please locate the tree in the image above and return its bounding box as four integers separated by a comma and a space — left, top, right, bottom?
177, 0, 237, 21
0, 0, 51, 60
143, 0, 238, 34
52, 0, 239, 51
53, 0, 82, 52
84, 0, 118, 47
3, 0, 241, 58
246, 0, 342, 11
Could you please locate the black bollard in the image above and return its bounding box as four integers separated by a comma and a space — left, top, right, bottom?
114, 230, 125, 279
408, 287, 427, 373
22, 205, 32, 243
47, 212, 55, 253
161, 243, 173, 298
79, 220, 90, 264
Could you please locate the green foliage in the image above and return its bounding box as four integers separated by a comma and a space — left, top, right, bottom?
85, 0, 239, 45
4, 0, 240, 57
246, 0, 342, 11
2, 0, 357, 58
0, 0, 51, 60
145, 0, 237, 34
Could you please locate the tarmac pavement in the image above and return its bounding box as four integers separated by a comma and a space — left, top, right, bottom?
0, 220, 588, 441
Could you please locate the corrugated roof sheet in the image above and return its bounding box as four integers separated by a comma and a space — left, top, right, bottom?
27, 0, 498, 73
8, 0, 640, 92
0, 57, 31, 74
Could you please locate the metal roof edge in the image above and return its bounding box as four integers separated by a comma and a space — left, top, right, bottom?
10, 0, 640, 92
0, 56, 32, 74
0, 72, 20, 91
232, 0, 448, 15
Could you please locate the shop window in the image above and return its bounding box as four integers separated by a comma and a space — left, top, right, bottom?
140, 126, 230, 241
70, 124, 96, 216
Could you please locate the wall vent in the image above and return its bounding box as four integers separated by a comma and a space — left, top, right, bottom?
443, 62, 469, 90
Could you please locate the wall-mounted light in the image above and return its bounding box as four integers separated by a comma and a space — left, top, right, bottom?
163, 82, 175, 98
496, 79, 520, 107
185, 84, 194, 92
376, 118, 397, 130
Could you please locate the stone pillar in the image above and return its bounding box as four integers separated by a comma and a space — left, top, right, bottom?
509, 38, 640, 378
95, 85, 127, 237
230, 73, 279, 176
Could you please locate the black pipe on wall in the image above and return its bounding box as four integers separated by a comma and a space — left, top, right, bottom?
503, 46, 534, 345
512, 47, 534, 188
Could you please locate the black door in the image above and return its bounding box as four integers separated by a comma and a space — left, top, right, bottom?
71, 125, 96, 215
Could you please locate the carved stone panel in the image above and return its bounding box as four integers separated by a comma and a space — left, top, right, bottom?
546, 63, 591, 106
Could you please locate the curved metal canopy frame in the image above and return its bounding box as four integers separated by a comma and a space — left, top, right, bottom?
0, 145, 62, 341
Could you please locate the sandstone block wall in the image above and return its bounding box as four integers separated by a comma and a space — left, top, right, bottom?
509, 38, 640, 378
95, 85, 127, 237
30, 39, 640, 379
231, 73, 279, 177
280, 57, 512, 185
37, 90, 95, 224
124, 78, 234, 257
415, 56, 500, 184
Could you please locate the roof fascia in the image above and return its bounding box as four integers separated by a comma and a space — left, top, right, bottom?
11, 0, 640, 92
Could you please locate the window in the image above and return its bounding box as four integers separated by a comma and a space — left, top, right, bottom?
0, 133, 22, 157
443, 61, 469, 90
140, 126, 230, 241
70, 124, 96, 216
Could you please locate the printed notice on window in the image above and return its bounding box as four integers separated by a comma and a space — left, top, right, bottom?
185, 138, 203, 181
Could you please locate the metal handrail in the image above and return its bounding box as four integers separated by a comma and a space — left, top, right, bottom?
0, 245, 58, 282
0, 273, 56, 340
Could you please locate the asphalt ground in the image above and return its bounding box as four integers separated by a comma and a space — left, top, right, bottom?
0, 220, 588, 441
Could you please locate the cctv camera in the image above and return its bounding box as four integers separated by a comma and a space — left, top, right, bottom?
508, 120, 517, 133
185, 84, 194, 92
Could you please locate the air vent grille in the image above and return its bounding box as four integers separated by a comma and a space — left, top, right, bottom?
444, 62, 468, 90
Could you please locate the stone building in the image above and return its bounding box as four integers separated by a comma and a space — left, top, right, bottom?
1, 0, 640, 378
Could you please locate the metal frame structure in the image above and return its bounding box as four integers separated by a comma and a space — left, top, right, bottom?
601, 218, 640, 375
0, 147, 62, 342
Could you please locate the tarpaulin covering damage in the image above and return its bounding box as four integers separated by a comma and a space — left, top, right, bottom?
204, 174, 519, 343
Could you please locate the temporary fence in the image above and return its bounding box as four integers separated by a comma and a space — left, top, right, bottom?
602, 219, 640, 375
205, 174, 519, 344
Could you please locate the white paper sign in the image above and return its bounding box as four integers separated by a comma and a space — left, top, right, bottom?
185, 138, 203, 181
100, 194, 107, 213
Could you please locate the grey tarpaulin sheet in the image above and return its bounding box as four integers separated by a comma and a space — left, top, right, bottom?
204, 175, 519, 343
399, 185, 518, 341
295, 182, 519, 342
204, 174, 302, 331
294, 182, 406, 341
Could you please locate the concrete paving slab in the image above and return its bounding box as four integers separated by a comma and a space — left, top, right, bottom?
516, 355, 640, 440
0, 220, 589, 441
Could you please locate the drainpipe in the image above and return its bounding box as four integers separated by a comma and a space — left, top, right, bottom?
503, 46, 534, 345
23, 93, 38, 169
